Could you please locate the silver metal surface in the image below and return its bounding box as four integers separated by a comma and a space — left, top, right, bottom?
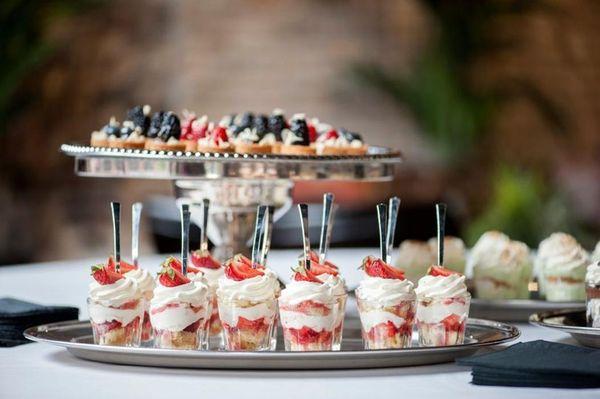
61, 144, 401, 181
435, 203, 446, 266
251, 205, 267, 267
471, 298, 585, 322
180, 204, 190, 274
385, 197, 400, 264
199, 199, 209, 253
318, 193, 335, 264
131, 202, 142, 267
298, 203, 311, 269
110, 202, 121, 272
24, 318, 519, 370
260, 206, 274, 266
376, 203, 388, 261
529, 309, 600, 348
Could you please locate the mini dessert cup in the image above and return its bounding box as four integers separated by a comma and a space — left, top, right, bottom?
278, 296, 339, 352
88, 298, 143, 347
586, 282, 600, 327
416, 293, 470, 347
540, 274, 586, 302
356, 291, 415, 349
151, 300, 211, 350
332, 293, 348, 351
217, 296, 278, 351
473, 265, 532, 300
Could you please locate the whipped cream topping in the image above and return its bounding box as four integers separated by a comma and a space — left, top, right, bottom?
89, 278, 142, 307
236, 128, 260, 144
415, 273, 468, 299
586, 261, 600, 286
537, 233, 589, 275
356, 276, 414, 307
91, 130, 107, 140
151, 280, 209, 309
281, 129, 302, 146
359, 310, 407, 331
592, 242, 600, 262
124, 268, 155, 295
279, 280, 336, 305
167, 136, 180, 144
194, 267, 224, 290
217, 269, 279, 303
259, 133, 277, 145
469, 231, 530, 270
198, 136, 231, 149
125, 128, 145, 142
416, 297, 469, 324
318, 273, 347, 296
218, 300, 277, 326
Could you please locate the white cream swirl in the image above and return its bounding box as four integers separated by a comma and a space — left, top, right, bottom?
197, 267, 224, 290
415, 274, 468, 299
356, 276, 414, 307
537, 233, 589, 276
469, 231, 530, 270
217, 269, 279, 303
586, 261, 600, 286
317, 273, 347, 296
592, 242, 600, 262
124, 268, 155, 295
151, 280, 209, 309
89, 278, 142, 307
279, 280, 335, 305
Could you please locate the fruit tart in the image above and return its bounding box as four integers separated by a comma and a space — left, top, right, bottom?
144, 111, 187, 152
278, 263, 341, 351
191, 249, 224, 337
179, 110, 203, 152
267, 109, 287, 154
90, 117, 120, 148
87, 263, 144, 347
216, 254, 279, 351
197, 123, 234, 153
279, 114, 316, 155
355, 256, 415, 349
414, 266, 471, 347
233, 120, 273, 154
149, 257, 211, 349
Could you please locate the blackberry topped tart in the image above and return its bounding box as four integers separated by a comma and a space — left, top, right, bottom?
232, 112, 273, 154
90, 117, 120, 148
280, 114, 316, 155
145, 111, 187, 152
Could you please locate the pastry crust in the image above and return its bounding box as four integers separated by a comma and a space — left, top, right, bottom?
270, 142, 282, 154
144, 139, 187, 152
90, 136, 108, 148
108, 139, 146, 150
318, 146, 346, 156
279, 144, 317, 155
235, 142, 272, 154
344, 145, 368, 156
183, 139, 197, 152
197, 144, 234, 153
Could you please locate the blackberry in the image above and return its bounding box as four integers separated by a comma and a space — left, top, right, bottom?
254, 114, 270, 138
147, 111, 165, 139
126, 105, 150, 133
289, 117, 310, 146
268, 112, 286, 141
158, 111, 181, 141
339, 128, 363, 142
231, 112, 254, 136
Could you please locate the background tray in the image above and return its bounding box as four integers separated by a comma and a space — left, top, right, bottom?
529, 309, 600, 348
470, 298, 585, 322
25, 318, 519, 370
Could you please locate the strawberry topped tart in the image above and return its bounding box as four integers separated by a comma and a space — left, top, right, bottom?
191, 249, 224, 338
314, 127, 367, 156
197, 123, 234, 153
414, 266, 471, 347
88, 264, 144, 347
216, 254, 280, 351
355, 256, 416, 349
106, 257, 156, 342
278, 264, 340, 351
149, 257, 210, 349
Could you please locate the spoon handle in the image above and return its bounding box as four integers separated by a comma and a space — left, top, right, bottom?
376, 203, 388, 262
200, 199, 210, 253
261, 206, 274, 266
386, 197, 400, 264
319, 193, 335, 264
251, 205, 267, 268
298, 203, 311, 269
436, 203, 447, 266
180, 204, 191, 275
131, 202, 143, 268
111, 202, 121, 272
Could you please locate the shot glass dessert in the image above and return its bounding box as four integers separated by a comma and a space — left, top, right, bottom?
217, 254, 279, 351
149, 258, 211, 350
88, 264, 144, 347
191, 249, 225, 339
469, 231, 532, 299
107, 257, 156, 343
394, 240, 434, 283
427, 236, 466, 275
536, 232, 589, 301
585, 261, 600, 327
279, 265, 340, 351
415, 266, 471, 347
355, 256, 415, 349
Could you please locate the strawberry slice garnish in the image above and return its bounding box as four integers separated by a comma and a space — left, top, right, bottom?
91, 264, 124, 285
427, 265, 459, 277
321, 129, 339, 141
191, 118, 209, 139
107, 256, 137, 274
361, 256, 405, 280
191, 250, 221, 270
307, 123, 318, 143
211, 125, 229, 144
306, 250, 339, 273
158, 261, 191, 287
292, 262, 322, 283
164, 256, 201, 275
224, 254, 265, 281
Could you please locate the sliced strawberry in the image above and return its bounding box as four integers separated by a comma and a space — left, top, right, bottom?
107, 256, 137, 274
307, 250, 339, 271
224, 254, 265, 281
165, 256, 201, 275
307, 123, 318, 143
441, 314, 464, 332
191, 250, 221, 269
211, 125, 229, 144
428, 265, 459, 277
292, 263, 322, 283
191, 118, 209, 139
322, 129, 339, 141
158, 262, 191, 287
91, 264, 124, 285
361, 256, 405, 280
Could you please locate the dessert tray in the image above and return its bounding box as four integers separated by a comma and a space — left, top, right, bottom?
25, 317, 519, 370
470, 298, 585, 322
529, 309, 600, 349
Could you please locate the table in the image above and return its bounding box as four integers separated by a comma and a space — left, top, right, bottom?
1, 250, 598, 399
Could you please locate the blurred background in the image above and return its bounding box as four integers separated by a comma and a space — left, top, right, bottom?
1, 0, 599, 265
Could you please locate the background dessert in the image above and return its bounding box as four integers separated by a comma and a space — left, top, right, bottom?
279, 114, 316, 155
394, 240, 435, 284
585, 261, 600, 327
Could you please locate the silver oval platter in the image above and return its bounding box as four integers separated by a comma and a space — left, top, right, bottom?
529, 309, 600, 349
471, 298, 585, 322
25, 318, 519, 370
60, 144, 402, 181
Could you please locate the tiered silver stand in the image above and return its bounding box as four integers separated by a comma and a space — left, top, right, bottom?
61, 144, 402, 259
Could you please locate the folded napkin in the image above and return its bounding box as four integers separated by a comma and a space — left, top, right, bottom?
457, 340, 600, 389
0, 297, 79, 347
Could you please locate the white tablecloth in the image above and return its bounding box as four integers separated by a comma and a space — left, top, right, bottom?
1, 250, 598, 399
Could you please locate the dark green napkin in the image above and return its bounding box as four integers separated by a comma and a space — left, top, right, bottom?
0, 297, 79, 347
457, 340, 600, 389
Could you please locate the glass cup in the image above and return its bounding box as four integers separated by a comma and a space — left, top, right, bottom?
150, 299, 212, 350
355, 290, 416, 349
416, 293, 471, 347
278, 295, 340, 352
332, 293, 348, 351
586, 283, 600, 327
140, 291, 154, 344
87, 297, 143, 347
217, 296, 278, 351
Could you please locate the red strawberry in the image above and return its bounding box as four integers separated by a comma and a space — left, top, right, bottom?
191, 250, 221, 270
91, 264, 124, 285
164, 256, 201, 275
307, 123, 318, 143
224, 254, 265, 281
428, 265, 458, 277
307, 250, 339, 272
361, 256, 405, 280
191, 118, 209, 139
441, 314, 464, 331
158, 262, 191, 287
107, 257, 137, 274
181, 113, 197, 140
211, 126, 229, 144
292, 262, 322, 283
322, 129, 338, 141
